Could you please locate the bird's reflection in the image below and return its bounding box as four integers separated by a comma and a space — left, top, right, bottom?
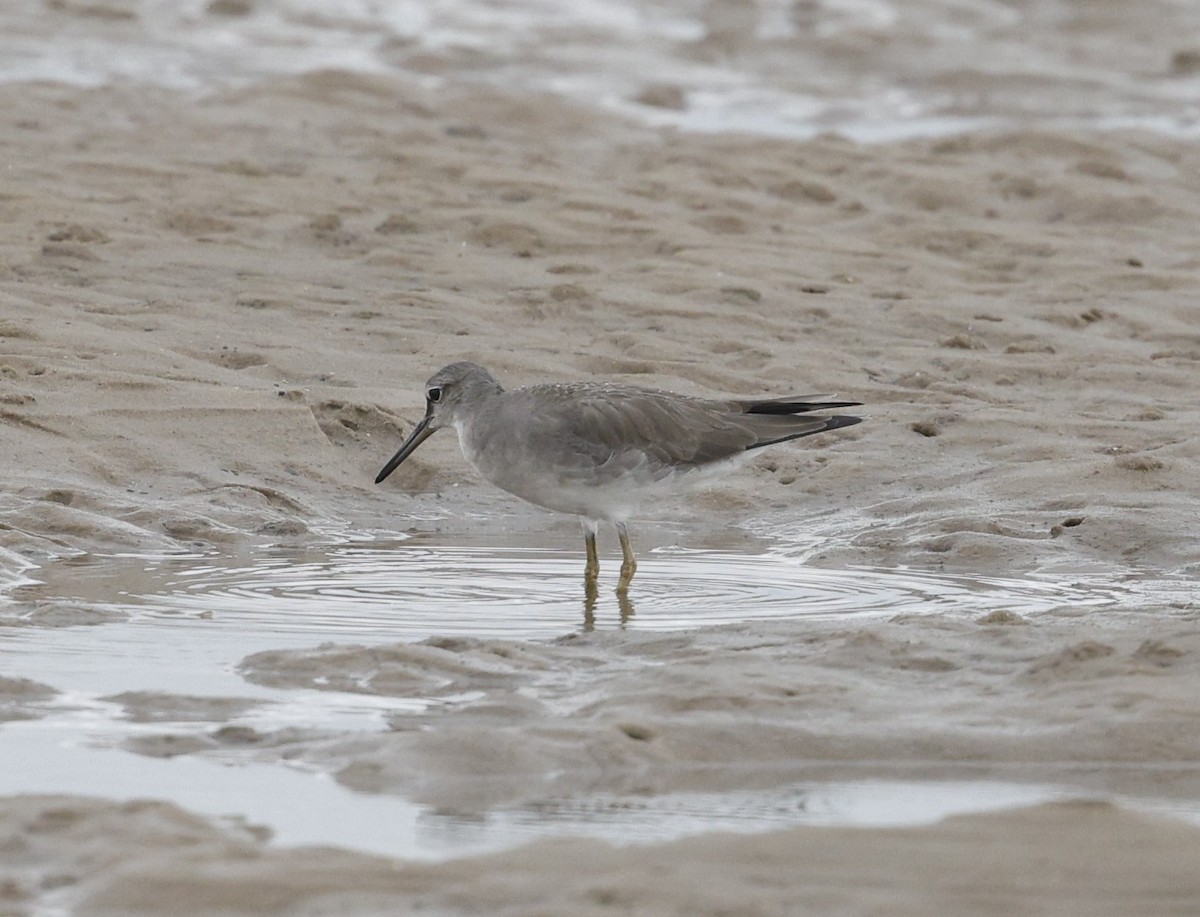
582, 577, 636, 631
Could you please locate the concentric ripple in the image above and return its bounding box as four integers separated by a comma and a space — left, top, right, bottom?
3, 540, 1143, 713
41, 542, 1129, 642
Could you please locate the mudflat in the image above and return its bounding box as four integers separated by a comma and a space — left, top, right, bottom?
1, 12, 1199, 915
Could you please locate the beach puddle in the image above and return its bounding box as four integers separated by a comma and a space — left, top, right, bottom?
456, 776, 1200, 847
1, 538, 1135, 698
2, 716, 1198, 861
1, 538, 1191, 860
12, 537, 1131, 637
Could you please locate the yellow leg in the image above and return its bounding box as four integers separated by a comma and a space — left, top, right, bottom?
583, 523, 599, 585
581, 522, 600, 630
616, 522, 637, 593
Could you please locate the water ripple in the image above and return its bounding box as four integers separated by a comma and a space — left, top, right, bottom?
47, 542, 1129, 642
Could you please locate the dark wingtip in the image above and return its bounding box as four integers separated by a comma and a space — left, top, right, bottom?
822, 414, 864, 432
744, 399, 863, 415
746, 413, 863, 450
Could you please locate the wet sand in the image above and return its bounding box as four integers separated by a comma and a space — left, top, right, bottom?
4, 794, 1200, 916
1, 33, 1200, 917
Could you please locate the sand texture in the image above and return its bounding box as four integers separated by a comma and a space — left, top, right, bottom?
1, 19, 1199, 917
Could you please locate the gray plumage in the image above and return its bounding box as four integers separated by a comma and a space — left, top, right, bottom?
376, 362, 862, 591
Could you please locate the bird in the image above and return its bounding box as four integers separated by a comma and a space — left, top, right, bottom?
375, 362, 862, 593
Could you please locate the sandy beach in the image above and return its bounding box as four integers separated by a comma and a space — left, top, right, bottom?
2, 1, 1200, 914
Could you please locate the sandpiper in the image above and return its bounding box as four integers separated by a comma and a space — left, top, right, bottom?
375, 362, 862, 593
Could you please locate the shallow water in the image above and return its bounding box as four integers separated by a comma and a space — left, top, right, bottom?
2, 541, 1133, 703
2, 539, 1195, 860
3, 711, 1200, 863
15, 538, 1133, 638
2, 720, 1198, 861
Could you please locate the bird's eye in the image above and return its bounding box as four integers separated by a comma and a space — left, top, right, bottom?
427, 386, 443, 404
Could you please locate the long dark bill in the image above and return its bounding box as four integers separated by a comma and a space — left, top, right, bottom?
374, 414, 435, 484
